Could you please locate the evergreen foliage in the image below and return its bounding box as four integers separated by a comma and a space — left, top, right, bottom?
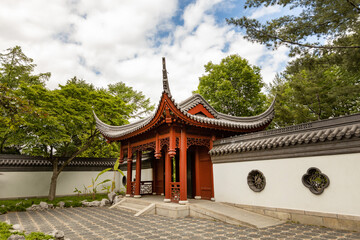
227, 0, 360, 56
268, 55, 360, 127
226, 0, 360, 126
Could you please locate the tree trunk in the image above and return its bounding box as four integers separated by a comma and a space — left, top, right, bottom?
0, 133, 9, 153
48, 173, 58, 201
48, 158, 58, 201
47, 130, 99, 201
0, 138, 6, 153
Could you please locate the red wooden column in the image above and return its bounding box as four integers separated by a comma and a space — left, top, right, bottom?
152, 157, 156, 194
154, 132, 161, 159
194, 147, 201, 199
153, 132, 161, 195
179, 128, 188, 204
164, 148, 171, 202
134, 151, 142, 198
168, 126, 176, 157
165, 126, 176, 202
126, 143, 132, 197
119, 144, 124, 164
210, 135, 216, 201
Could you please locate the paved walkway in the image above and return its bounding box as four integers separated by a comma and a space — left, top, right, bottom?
1, 207, 359, 240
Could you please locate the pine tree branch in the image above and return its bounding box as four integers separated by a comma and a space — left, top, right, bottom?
227, 17, 360, 50
258, 29, 360, 49
346, 0, 360, 12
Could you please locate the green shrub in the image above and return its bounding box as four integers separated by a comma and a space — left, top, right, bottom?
0, 221, 52, 240
0, 222, 24, 240
25, 232, 52, 240
0, 194, 108, 214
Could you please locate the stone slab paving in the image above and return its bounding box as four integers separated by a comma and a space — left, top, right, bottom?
1, 207, 359, 240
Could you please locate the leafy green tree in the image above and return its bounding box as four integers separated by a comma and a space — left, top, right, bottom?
0, 46, 50, 88
0, 46, 50, 153
108, 82, 154, 118
268, 55, 360, 127
20, 78, 153, 200
227, 0, 360, 55
196, 54, 266, 116
0, 47, 154, 200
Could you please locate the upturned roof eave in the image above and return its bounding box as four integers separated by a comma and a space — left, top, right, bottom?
94, 57, 275, 141
95, 92, 274, 141
179, 93, 276, 123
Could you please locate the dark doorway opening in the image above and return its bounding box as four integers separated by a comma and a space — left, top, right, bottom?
154, 148, 166, 195
187, 147, 196, 199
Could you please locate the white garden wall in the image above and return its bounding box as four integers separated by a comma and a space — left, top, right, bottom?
0, 168, 153, 199
213, 152, 360, 217
127, 169, 153, 182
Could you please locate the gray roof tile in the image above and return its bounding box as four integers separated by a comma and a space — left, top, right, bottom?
0, 154, 116, 168
210, 114, 360, 156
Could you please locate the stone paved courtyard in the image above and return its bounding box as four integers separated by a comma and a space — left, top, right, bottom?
1, 207, 359, 240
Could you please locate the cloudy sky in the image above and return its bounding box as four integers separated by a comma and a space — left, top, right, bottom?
0, 0, 289, 104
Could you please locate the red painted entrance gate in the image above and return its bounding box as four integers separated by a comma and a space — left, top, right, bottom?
154, 157, 164, 195
198, 146, 213, 200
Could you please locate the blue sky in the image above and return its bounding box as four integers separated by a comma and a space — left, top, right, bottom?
0, 0, 290, 105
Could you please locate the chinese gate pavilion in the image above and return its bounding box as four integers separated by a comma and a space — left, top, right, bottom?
94, 58, 275, 204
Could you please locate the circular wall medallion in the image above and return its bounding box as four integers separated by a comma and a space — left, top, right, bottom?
247, 170, 266, 192
302, 167, 330, 195
122, 176, 127, 186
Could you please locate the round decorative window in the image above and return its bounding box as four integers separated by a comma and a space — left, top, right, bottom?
122, 176, 127, 186
302, 167, 330, 195
247, 170, 266, 192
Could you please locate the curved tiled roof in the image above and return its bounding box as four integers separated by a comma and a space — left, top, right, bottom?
94, 112, 155, 139
179, 94, 219, 117
209, 113, 360, 156
94, 58, 275, 140
179, 94, 276, 123
95, 94, 275, 140
0, 154, 116, 168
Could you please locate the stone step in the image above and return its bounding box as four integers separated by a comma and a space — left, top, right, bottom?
191, 201, 285, 228
116, 205, 143, 212
119, 202, 148, 211
134, 203, 156, 217
125, 197, 152, 206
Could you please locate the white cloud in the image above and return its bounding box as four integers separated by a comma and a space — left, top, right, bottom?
0, 0, 289, 108
250, 5, 282, 19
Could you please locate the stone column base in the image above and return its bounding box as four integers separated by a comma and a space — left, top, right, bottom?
179, 200, 189, 205
125, 194, 131, 197
164, 198, 171, 203
152, 192, 157, 195
211, 197, 215, 201
194, 196, 201, 200
134, 195, 141, 198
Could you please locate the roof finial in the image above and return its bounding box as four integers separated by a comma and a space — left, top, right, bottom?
162, 57, 171, 96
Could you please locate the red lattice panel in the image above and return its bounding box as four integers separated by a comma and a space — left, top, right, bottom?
170, 182, 181, 203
